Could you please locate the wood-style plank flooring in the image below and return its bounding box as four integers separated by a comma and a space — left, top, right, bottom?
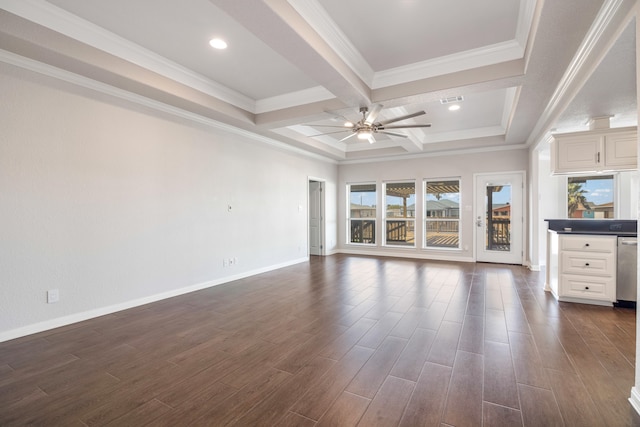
1, 254, 639, 426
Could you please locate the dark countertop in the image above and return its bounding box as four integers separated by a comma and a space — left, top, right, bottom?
545, 219, 637, 237
552, 230, 637, 237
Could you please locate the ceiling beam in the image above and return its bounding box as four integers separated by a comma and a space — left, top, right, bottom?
210, 0, 371, 108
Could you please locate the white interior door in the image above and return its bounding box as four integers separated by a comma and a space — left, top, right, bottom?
309, 181, 323, 256
475, 172, 524, 264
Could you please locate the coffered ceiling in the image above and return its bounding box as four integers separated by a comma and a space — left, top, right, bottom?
0, 0, 637, 162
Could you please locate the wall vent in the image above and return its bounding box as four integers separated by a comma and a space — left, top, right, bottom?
440, 96, 464, 104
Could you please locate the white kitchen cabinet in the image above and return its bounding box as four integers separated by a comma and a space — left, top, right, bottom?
551, 127, 637, 174
547, 232, 617, 305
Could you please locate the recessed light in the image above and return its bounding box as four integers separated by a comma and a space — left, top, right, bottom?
448, 104, 461, 111
209, 38, 228, 50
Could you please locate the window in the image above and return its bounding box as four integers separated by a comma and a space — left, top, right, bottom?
348, 183, 376, 244
425, 179, 460, 249
384, 181, 416, 246
567, 175, 614, 218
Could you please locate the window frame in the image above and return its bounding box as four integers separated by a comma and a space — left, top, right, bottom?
383, 180, 416, 247
347, 182, 377, 245
565, 173, 617, 219
424, 178, 461, 250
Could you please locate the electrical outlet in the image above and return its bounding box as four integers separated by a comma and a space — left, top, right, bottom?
47, 289, 59, 304
229, 257, 235, 266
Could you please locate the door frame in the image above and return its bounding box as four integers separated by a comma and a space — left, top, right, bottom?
308, 177, 326, 256
473, 171, 526, 265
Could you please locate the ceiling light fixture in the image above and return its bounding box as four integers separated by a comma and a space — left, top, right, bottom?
448, 104, 461, 111
209, 38, 228, 49
357, 129, 372, 140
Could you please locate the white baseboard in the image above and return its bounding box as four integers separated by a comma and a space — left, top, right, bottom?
0, 257, 308, 343
337, 248, 475, 263
630, 387, 640, 416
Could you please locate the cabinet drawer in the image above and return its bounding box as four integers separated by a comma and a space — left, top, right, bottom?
561, 274, 614, 301
560, 252, 615, 276
560, 235, 616, 253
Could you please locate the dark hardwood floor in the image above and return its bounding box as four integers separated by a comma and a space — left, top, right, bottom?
1, 254, 639, 426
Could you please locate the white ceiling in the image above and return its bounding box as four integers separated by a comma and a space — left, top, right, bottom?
0, 0, 636, 162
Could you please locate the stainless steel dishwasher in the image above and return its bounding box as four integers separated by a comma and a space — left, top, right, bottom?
616, 236, 637, 306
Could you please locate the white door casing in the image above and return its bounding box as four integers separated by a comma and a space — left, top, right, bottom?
309, 180, 324, 256
474, 172, 524, 264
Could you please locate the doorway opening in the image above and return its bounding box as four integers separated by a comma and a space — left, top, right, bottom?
308, 179, 325, 256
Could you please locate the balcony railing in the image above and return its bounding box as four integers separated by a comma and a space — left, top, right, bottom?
426, 220, 459, 248
487, 218, 510, 250
386, 220, 414, 245
350, 220, 375, 244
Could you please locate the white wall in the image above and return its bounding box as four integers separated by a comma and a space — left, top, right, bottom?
337, 149, 529, 262
0, 62, 338, 341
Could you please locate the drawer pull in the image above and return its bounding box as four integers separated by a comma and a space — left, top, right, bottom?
585, 286, 590, 290
585, 243, 590, 247
585, 263, 590, 267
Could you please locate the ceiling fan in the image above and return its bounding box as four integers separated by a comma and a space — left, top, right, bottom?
310, 104, 431, 143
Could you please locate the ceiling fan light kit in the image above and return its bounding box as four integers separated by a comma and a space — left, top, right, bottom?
309, 104, 431, 143
357, 129, 372, 140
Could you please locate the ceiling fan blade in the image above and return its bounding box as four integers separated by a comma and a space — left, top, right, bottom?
339, 132, 358, 142
305, 124, 353, 128
367, 134, 376, 144
380, 123, 432, 130
377, 111, 426, 126
364, 104, 383, 125
310, 130, 353, 137
379, 131, 408, 138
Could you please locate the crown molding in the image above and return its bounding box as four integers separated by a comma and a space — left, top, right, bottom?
373, 40, 524, 89
0, 49, 338, 164
516, 0, 538, 48
1, 0, 256, 112
422, 126, 506, 145
255, 86, 335, 114
287, 0, 374, 86
525, 0, 631, 146
338, 142, 528, 165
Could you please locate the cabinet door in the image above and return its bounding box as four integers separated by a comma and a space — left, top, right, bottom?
560, 252, 615, 276
561, 274, 614, 301
553, 135, 601, 173
560, 235, 616, 253
604, 131, 637, 169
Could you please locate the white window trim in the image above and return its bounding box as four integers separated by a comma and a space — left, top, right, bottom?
424, 178, 461, 250
347, 182, 377, 246
564, 173, 617, 219
383, 180, 416, 248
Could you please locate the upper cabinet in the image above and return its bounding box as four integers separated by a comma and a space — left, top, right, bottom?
551, 126, 637, 174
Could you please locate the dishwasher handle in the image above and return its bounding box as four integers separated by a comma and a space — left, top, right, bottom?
621, 240, 638, 246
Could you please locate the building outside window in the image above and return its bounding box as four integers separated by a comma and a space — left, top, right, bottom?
348, 183, 376, 244
567, 175, 615, 218
384, 181, 416, 246
425, 179, 460, 249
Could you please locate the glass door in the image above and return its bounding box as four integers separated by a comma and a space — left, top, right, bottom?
475, 173, 523, 264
